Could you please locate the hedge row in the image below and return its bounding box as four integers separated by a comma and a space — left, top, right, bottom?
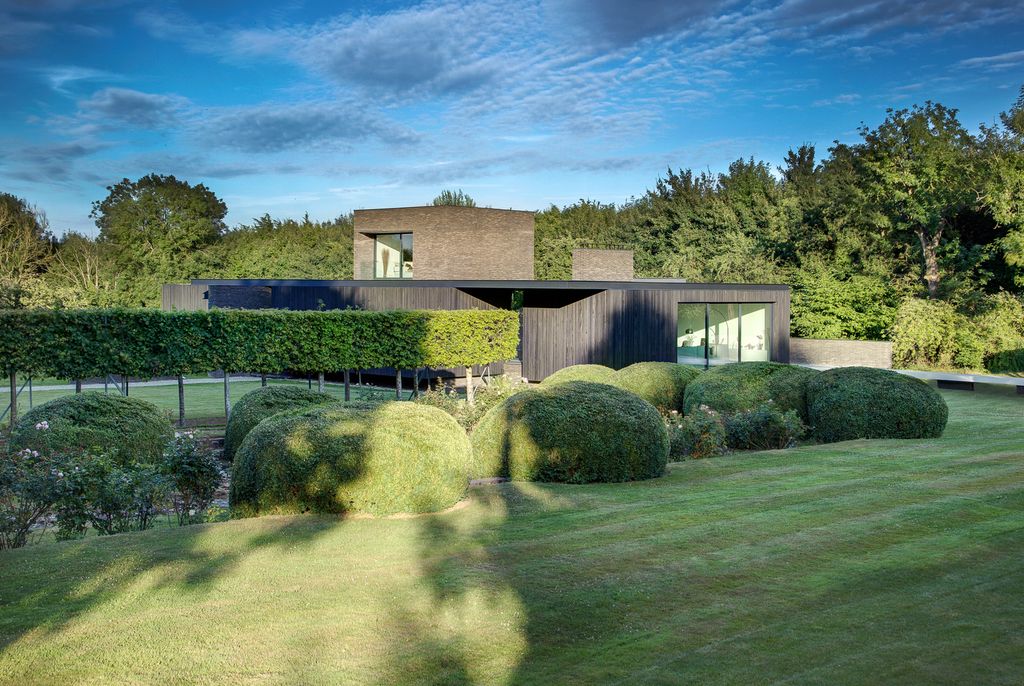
0, 308, 520, 378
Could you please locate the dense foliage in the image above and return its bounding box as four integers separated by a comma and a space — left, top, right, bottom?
2, 422, 222, 547
413, 375, 526, 431
230, 403, 473, 517
613, 362, 701, 414
682, 362, 819, 421
539, 364, 617, 386
224, 386, 339, 461
723, 403, 806, 451
10, 393, 173, 464
806, 367, 948, 442
159, 431, 224, 526
665, 407, 727, 460
471, 381, 669, 483
0, 307, 520, 379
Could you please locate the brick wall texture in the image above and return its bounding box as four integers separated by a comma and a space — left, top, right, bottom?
353, 206, 535, 280
571, 249, 634, 281
789, 338, 893, 368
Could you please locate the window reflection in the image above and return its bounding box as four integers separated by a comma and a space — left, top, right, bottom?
374, 233, 413, 279
677, 303, 771, 366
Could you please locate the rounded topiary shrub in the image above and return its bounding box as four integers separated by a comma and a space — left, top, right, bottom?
682, 362, 819, 420
10, 392, 172, 464
806, 367, 948, 442
471, 381, 669, 483
613, 362, 701, 414
540, 364, 617, 386
230, 402, 473, 517
224, 385, 339, 461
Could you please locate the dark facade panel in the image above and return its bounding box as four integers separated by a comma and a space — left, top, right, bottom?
520, 286, 790, 380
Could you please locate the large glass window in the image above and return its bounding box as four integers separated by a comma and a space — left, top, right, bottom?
374, 233, 413, 279
677, 303, 772, 367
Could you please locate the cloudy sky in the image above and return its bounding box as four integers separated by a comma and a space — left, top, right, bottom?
2, 0, 1023, 235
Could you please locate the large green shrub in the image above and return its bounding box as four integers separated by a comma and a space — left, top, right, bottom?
223, 385, 339, 461
230, 402, 472, 517
890, 298, 986, 371
986, 348, 1024, 375
10, 392, 172, 464
665, 407, 726, 460
471, 381, 669, 483
540, 364, 618, 386
613, 362, 700, 413
682, 362, 819, 420
805, 367, 948, 442
723, 403, 805, 450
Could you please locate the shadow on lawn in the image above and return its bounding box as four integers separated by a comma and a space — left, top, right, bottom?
0, 515, 334, 652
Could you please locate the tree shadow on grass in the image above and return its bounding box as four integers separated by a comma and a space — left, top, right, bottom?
0, 511, 339, 656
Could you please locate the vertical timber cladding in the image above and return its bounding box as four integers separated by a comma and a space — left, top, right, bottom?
269, 284, 496, 311
520, 285, 790, 381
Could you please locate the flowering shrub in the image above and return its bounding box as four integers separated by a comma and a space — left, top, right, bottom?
0, 448, 66, 549
55, 454, 170, 538
723, 402, 805, 451
665, 406, 727, 460
161, 432, 222, 525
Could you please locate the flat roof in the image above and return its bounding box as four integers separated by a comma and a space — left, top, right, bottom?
192, 278, 789, 292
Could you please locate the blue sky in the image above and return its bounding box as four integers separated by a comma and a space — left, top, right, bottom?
2, 0, 1023, 235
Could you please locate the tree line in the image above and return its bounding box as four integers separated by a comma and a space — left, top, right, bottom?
1, 92, 1022, 362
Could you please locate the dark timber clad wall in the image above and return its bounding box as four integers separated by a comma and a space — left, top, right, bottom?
268, 285, 496, 311
520, 286, 790, 380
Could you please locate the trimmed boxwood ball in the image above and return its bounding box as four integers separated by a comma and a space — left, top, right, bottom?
540, 364, 618, 386
471, 381, 669, 483
230, 402, 473, 517
613, 362, 701, 413
806, 367, 948, 442
682, 362, 819, 420
10, 392, 172, 464
224, 385, 339, 461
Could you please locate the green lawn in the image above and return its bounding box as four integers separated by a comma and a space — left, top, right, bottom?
2, 378, 397, 426
1, 386, 1022, 684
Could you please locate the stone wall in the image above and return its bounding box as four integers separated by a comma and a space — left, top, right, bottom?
790, 338, 893, 369
353, 206, 535, 280
571, 249, 634, 281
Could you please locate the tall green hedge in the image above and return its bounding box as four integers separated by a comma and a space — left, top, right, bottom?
0, 308, 520, 378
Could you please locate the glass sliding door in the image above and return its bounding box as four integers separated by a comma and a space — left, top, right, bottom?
739, 303, 770, 362
676, 303, 772, 367
708, 303, 740, 366
677, 304, 707, 364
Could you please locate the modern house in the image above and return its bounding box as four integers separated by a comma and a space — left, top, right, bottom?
164, 205, 793, 381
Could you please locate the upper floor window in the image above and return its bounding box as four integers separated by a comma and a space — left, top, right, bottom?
374, 233, 413, 279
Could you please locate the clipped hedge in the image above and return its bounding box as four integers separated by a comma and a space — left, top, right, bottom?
613, 362, 701, 414
540, 364, 617, 386
471, 381, 669, 483
683, 362, 819, 420
10, 392, 173, 464
230, 402, 473, 517
0, 307, 520, 379
223, 386, 339, 462
806, 367, 948, 442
